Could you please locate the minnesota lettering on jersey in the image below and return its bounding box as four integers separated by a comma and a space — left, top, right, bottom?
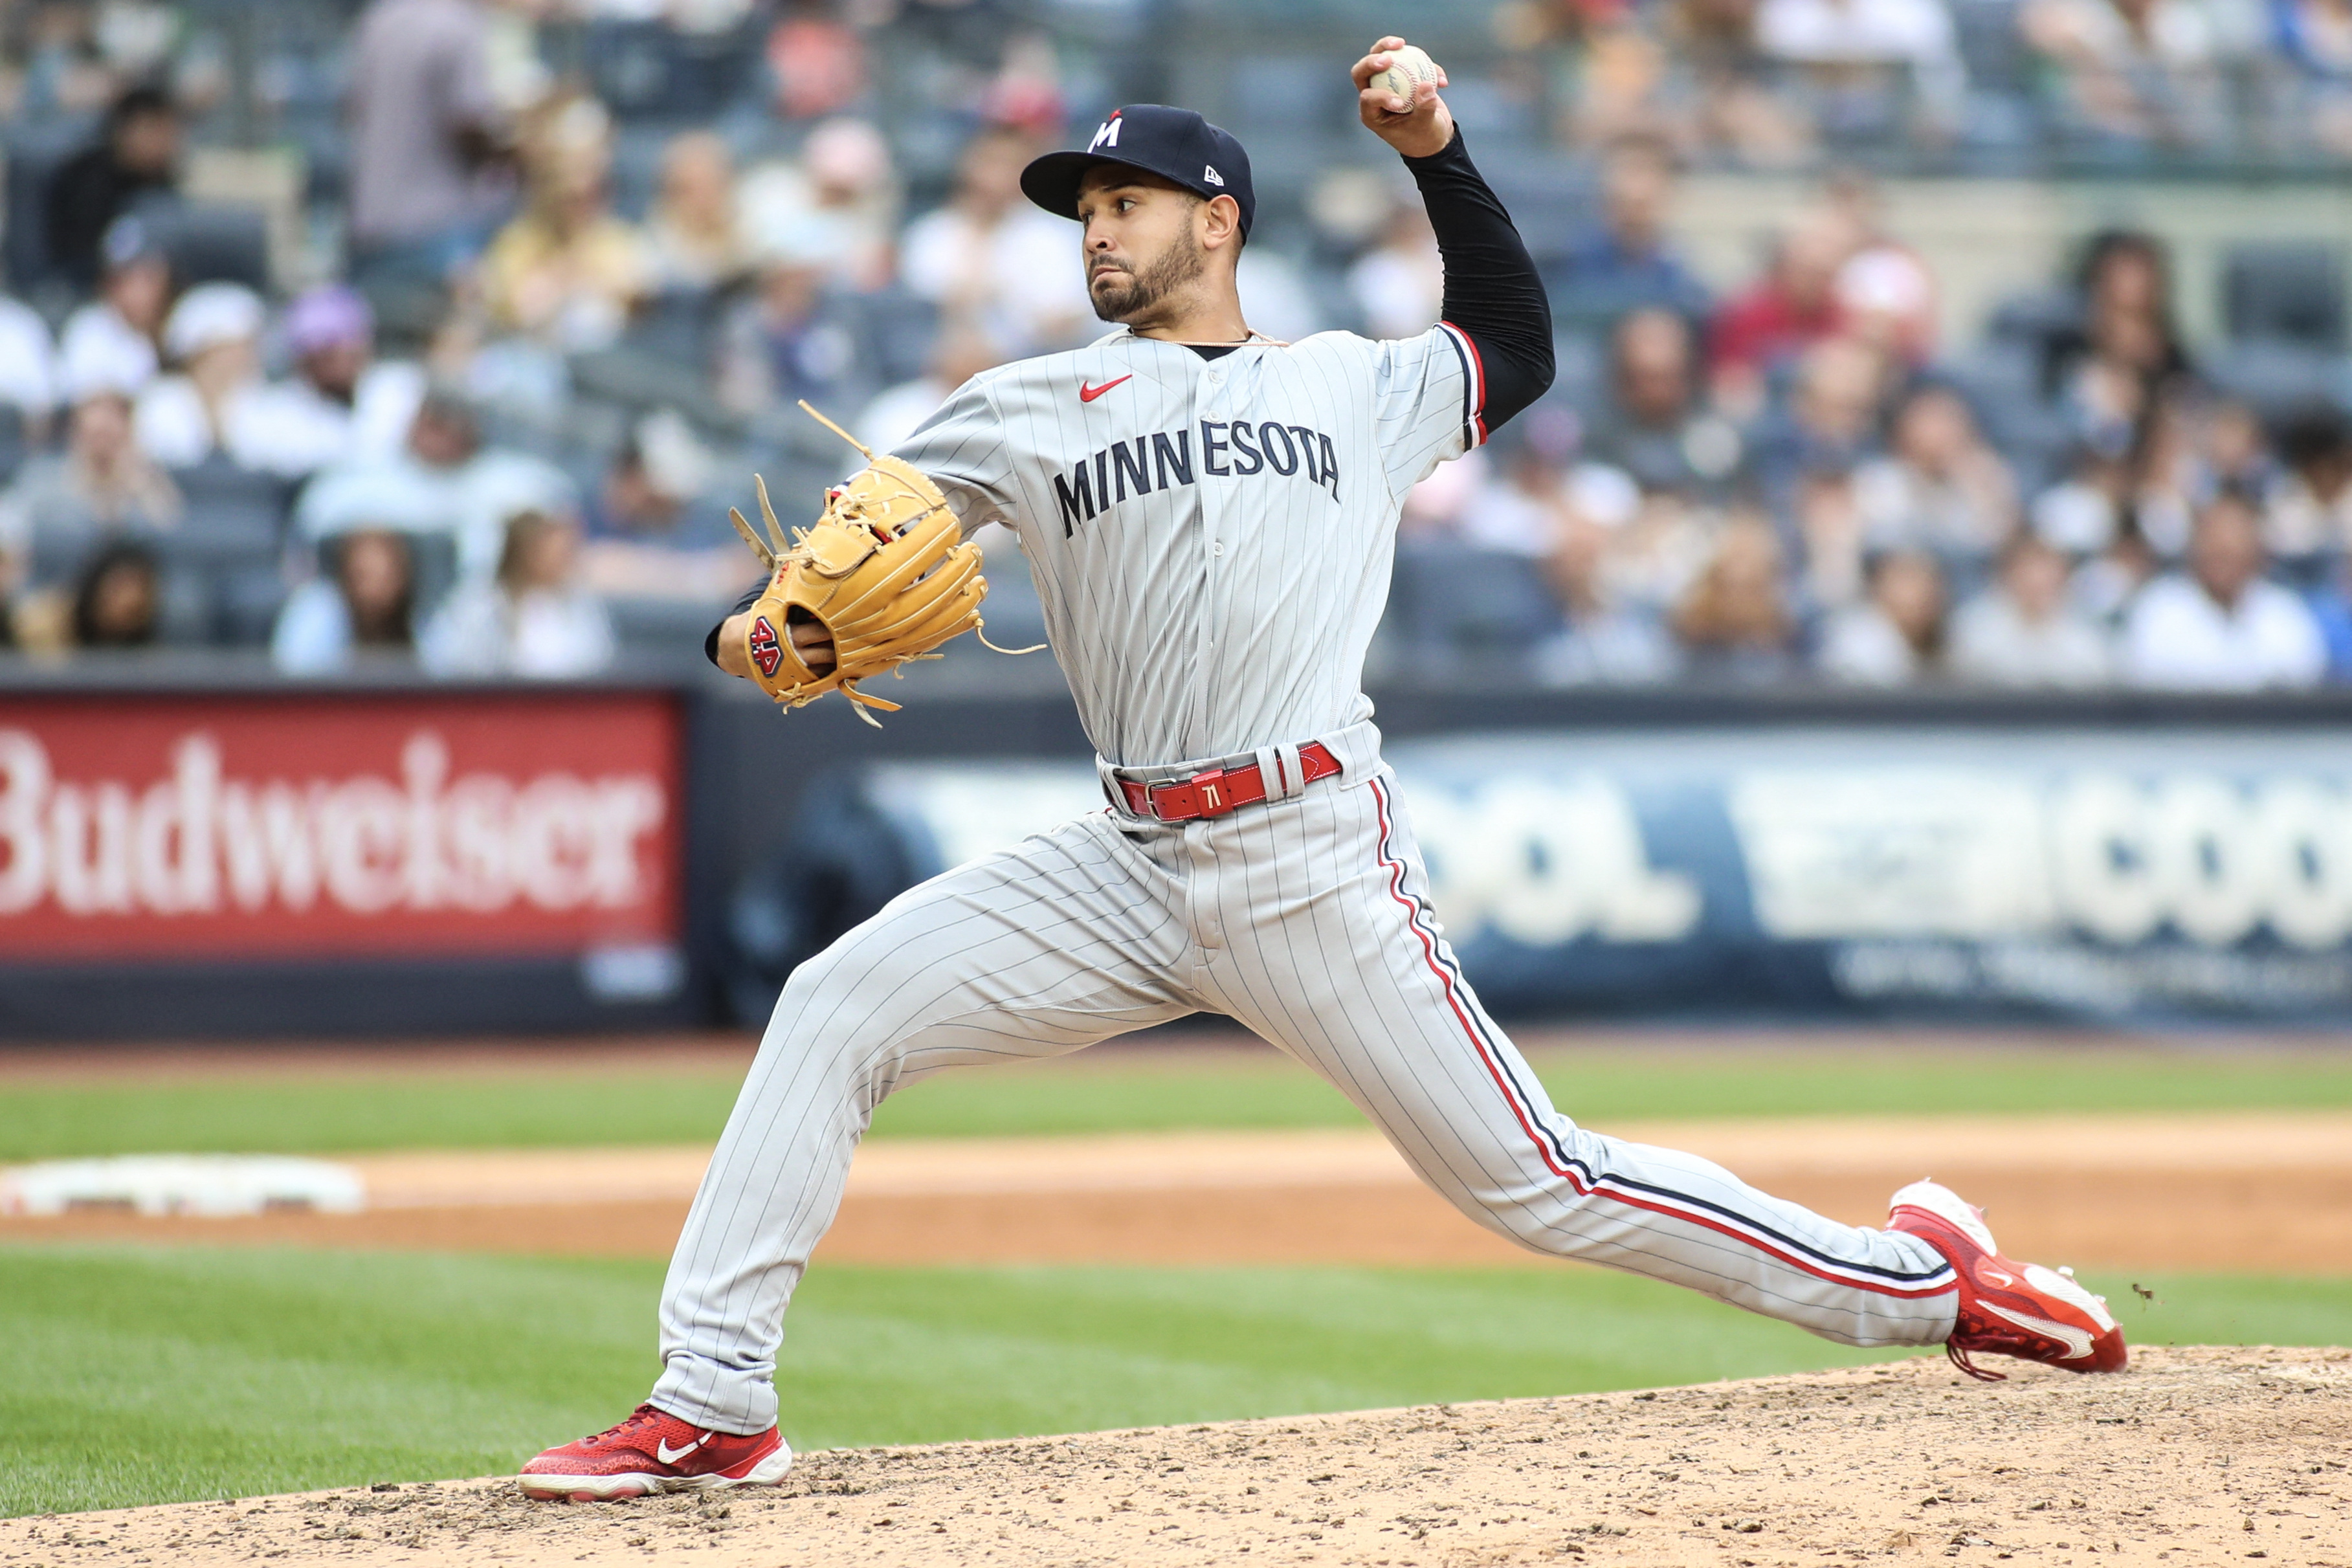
1053, 421, 1342, 536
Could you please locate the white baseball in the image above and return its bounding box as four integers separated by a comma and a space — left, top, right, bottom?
1369, 43, 1441, 107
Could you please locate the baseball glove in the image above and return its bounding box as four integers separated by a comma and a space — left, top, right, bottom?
727, 404, 1007, 725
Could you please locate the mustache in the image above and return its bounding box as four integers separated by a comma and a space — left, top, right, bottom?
1088, 254, 1132, 279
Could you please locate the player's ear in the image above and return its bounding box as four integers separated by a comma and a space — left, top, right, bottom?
1201, 192, 1243, 253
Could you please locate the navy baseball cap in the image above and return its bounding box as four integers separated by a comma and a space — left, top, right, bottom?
1021, 105, 1255, 239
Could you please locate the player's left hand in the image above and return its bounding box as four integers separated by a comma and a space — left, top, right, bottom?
1352, 36, 1453, 159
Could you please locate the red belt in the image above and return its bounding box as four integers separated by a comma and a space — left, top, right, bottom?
1116, 742, 1342, 823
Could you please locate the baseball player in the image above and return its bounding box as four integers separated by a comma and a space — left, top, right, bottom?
520, 39, 2124, 1502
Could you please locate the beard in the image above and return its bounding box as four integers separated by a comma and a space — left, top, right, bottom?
1089, 229, 1206, 324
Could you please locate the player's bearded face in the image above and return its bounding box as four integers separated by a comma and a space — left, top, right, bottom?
1086, 216, 1206, 323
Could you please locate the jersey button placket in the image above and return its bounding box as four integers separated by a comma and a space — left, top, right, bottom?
1188, 362, 1230, 755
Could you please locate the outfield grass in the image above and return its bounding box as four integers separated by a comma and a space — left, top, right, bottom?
0, 1244, 2342, 1518
5, 1044, 2352, 1161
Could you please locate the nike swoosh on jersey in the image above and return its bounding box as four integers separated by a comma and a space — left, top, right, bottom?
1979, 1299, 2094, 1360
1079, 375, 1132, 403
656, 1433, 713, 1465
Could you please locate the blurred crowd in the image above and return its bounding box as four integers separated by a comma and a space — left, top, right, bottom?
1397, 189, 2352, 691
1498, 0, 2352, 168
0, 0, 2344, 695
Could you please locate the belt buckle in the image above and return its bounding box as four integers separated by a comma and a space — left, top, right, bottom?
1186, 767, 1233, 819
1149, 766, 1234, 822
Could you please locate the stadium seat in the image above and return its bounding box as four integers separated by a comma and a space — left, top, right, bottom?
3, 113, 100, 295
129, 197, 272, 294
581, 17, 763, 124
2203, 341, 2352, 426
1384, 543, 1563, 677
2222, 241, 2347, 351
606, 595, 734, 668
172, 455, 293, 526
0, 404, 29, 487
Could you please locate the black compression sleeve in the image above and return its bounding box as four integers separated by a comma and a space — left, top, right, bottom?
705, 582, 765, 667
1401, 127, 1555, 433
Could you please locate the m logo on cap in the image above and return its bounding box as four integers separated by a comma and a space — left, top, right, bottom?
1088, 115, 1122, 151
1203, 164, 1225, 186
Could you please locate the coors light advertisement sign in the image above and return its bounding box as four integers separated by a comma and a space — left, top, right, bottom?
0, 693, 682, 961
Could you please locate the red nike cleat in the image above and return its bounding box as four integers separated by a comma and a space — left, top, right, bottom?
519, 1404, 793, 1501
1888, 1179, 2127, 1382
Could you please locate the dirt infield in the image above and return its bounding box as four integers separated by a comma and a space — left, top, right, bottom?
6, 1112, 2349, 1272
1, 1346, 2342, 1567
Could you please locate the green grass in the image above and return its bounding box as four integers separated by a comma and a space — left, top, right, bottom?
5, 1044, 2352, 1161
0, 1243, 2345, 1518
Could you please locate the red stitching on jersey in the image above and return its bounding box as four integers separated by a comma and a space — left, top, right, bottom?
1366, 777, 1950, 1300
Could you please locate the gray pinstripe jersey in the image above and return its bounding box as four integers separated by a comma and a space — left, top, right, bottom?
894, 323, 1488, 769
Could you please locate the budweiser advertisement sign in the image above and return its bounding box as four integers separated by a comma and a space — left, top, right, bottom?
0, 692, 683, 961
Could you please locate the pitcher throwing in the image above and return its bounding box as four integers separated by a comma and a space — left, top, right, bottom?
520, 39, 2124, 1503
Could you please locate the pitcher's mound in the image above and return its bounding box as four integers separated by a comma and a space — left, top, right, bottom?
6, 1346, 2346, 1566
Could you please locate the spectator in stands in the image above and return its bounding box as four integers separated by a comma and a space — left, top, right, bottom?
346, 0, 512, 283
1817, 546, 1948, 681
1832, 243, 1936, 368
579, 412, 746, 603
57, 217, 171, 397
900, 124, 1087, 356
271, 528, 418, 674
2267, 403, 2352, 564
0, 371, 180, 616
1709, 210, 1859, 415
2125, 390, 2206, 558
12, 0, 119, 120
764, 0, 867, 121
1758, 338, 1890, 606
2028, 432, 2131, 555
1854, 382, 2018, 561
2274, 0, 2352, 155
644, 131, 749, 295
1756, 0, 1968, 138
744, 117, 901, 296
2021, 0, 2227, 149
716, 222, 872, 421
68, 539, 162, 648
238, 285, 428, 476
0, 292, 60, 445
479, 94, 649, 351
421, 507, 615, 678
1667, 0, 1821, 163
858, 325, 1004, 458
1537, 520, 1684, 685
1347, 201, 1445, 340
298, 386, 573, 581
2122, 490, 2327, 687
2052, 232, 2193, 454
1672, 511, 1802, 678
43, 81, 181, 289
1551, 138, 1712, 323
131, 281, 269, 470
1586, 307, 1746, 498
1459, 410, 1633, 557
1947, 532, 2113, 685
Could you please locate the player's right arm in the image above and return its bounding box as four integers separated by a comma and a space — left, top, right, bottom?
1353, 37, 1555, 485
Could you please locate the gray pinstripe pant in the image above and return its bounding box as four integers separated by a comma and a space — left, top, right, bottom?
652, 756, 1958, 1433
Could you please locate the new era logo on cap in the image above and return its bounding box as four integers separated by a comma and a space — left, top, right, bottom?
1021, 104, 1256, 239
